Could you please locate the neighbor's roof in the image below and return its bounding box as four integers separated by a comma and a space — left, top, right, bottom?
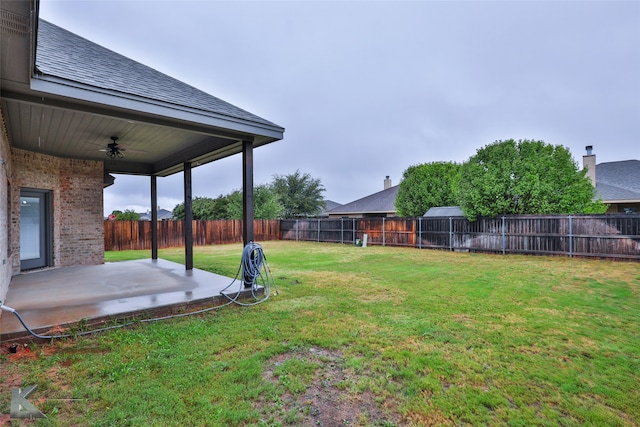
321, 200, 343, 213
138, 209, 174, 221
36, 19, 280, 129
424, 206, 464, 217
596, 160, 640, 202
327, 185, 399, 215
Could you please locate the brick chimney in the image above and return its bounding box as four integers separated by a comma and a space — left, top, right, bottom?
583, 145, 596, 187
384, 175, 392, 190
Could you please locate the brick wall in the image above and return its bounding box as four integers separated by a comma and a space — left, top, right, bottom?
10, 148, 104, 272
0, 106, 12, 305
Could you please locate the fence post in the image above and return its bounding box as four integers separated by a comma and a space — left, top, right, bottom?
382, 217, 386, 246
353, 218, 356, 244
449, 217, 453, 251
502, 216, 506, 255
341, 218, 344, 244
317, 218, 321, 242
569, 215, 573, 258
418, 217, 422, 249
296, 219, 299, 241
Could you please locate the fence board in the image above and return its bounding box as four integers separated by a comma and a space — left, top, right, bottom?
104, 219, 280, 251
106, 216, 640, 261
280, 215, 640, 261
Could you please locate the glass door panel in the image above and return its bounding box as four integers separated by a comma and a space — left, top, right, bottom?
20, 196, 41, 260
20, 190, 50, 270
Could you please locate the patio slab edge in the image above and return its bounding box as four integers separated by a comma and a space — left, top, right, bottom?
0, 289, 262, 344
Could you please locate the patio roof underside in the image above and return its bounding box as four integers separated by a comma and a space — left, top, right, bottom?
1, 91, 282, 177
0, 7, 284, 177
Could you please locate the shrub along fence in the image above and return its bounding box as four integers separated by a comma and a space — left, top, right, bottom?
280, 215, 640, 260
104, 219, 281, 251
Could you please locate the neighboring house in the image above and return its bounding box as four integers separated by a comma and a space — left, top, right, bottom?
327, 177, 398, 218
319, 200, 342, 218
583, 147, 640, 213
0, 2, 283, 308
138, 209, 174, 221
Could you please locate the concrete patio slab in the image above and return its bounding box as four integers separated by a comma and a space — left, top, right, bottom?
0, 259, 250, 342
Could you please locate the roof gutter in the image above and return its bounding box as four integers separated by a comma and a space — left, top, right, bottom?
602, 198, 640, 204
28, 0, 39, 79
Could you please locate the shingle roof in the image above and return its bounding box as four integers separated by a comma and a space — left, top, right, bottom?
138, 209, 174, 221
36, 19, 279, 128
596, 160, 640, 201
318, 200, 343, 217
327, 185, 399, 215
323, 200, 343, 212
423, 206, 464, 217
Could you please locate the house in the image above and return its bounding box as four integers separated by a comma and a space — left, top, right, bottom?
319, 200, 342, 218
138, 209, 174, 221
0, 1, 283, 309
583, 147, 640, 213
327, 176, 398, 218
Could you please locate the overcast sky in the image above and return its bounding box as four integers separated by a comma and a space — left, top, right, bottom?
39, 0, 640, 216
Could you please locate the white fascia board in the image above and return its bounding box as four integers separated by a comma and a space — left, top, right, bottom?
30, 75, 284, 140
603, 198, 640, 204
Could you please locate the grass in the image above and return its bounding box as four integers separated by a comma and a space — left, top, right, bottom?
2, 241, 639, 426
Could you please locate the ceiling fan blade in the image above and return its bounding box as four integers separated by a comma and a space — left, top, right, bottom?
122, 148, 147, 154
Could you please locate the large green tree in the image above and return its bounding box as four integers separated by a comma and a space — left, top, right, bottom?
272, 170, 325, 218
111, 209, 140, 220
458, 139, 607, 220
226, 184, 284, 219
395, 162, 462, 217
172, 196, 228, 220
172, 185, 284, 220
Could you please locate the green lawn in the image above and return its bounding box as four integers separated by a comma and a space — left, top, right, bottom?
2, 241, 639, 426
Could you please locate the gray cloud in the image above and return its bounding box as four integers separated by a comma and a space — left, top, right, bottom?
39, 1, 640, 215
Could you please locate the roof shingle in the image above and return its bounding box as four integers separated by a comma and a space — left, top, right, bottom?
595, 160, 640, 201
36, 19, 280, 128
327, 185, 399, 215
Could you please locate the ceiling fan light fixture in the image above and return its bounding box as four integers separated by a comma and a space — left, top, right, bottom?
106, 136, 124, 159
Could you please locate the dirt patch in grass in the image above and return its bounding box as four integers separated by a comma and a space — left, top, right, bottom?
260, 347, 403, 426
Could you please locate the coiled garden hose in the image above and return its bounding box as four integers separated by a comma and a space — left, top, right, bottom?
220, 241, 277, 306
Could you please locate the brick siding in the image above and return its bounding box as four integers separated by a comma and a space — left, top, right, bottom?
0, 107, 12, 305
10, 148, 104, 272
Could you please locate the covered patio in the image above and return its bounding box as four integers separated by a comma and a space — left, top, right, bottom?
0, 258, 257, 342
0, 0, 284, 336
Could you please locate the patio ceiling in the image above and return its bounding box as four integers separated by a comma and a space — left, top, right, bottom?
0, 93, 279, 176
0, 1, 284, 177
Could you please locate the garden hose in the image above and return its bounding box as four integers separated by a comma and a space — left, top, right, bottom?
220, 241, 277, 306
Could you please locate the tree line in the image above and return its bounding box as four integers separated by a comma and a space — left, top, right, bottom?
172, 170, 326, 220
395, 139, 607, 220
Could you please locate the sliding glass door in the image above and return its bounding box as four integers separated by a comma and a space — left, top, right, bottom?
20, 189, 51, 270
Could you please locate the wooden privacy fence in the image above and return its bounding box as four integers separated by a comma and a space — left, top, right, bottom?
104, 219, 281, 251
280, 215, 640, 260
105, 215, 640, 260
